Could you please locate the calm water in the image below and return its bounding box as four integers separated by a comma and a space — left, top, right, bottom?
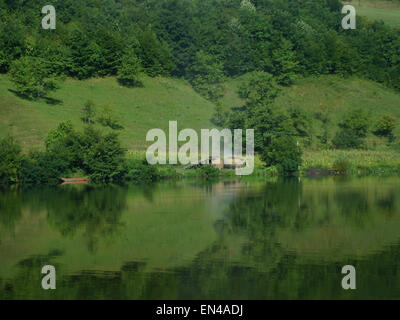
1, 176, 400, 299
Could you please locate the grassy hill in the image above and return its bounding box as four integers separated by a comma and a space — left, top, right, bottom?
0, 75, 215, 152
343, 0, 400, 28
223, 74, 400, 149
2, 72, 400, 172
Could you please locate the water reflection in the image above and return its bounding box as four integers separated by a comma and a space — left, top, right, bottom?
1, 177, 400, 299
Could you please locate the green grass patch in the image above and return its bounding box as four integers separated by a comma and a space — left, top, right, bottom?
0, 75, 215, 152
302, 149, 400, 175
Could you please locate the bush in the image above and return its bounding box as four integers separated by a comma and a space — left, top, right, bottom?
238, 71, 280, 105
19, 151, 70, 185
79, 127, 126, 182
117, 48, 142, 87
81, 100, 96, 124
333, 109, 370, 149
197, 165, 220, 179
122, 159, 160, 183
97, 106, 124, 130
339, 109, 370, 138
261, 136, 302, 175
9, 56, 58, 99
0, 136, 23, 184
332, 128, 364, 149
374, 114, 396, 142
332, 156, 351, 174
187, 51, 225, 102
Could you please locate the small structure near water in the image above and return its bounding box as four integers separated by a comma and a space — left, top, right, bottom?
184, 157, 245, 171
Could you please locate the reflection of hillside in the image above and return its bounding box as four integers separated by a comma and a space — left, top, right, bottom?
0, 182, 223, 277
223, 177, 400, 266
2, 178, 400, 299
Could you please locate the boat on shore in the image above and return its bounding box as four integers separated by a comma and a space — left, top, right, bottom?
60, 177, 89, 185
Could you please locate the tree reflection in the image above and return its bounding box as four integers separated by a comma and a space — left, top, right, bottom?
0, 188, 23, 236
44, 185, 128, 252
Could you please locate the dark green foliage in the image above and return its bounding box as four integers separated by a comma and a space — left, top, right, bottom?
45, 121, 74, 149
197, 165, 220, 180
247, 107, 296, 152
211, 103, 228, 126
97, 106, 124, 130
227, 70, 294, 152
271, 39, 299, 85
121, 159, 160, 183
332, 128, 364, 149
187, 51, 225, 102
289, 107, 312, 140
1, 0, 400, 92
374, 114, 396, 142
0, 136, 22, 184
81, 100, 96, 124
9, 56, 58, 99
19, 122, 127, 184
19, 151, 70, 185
261, 136, 302, 175
339, 109, 370, 138
79, 127, 126, 182
117, 48, 143, 87
333, 109, 370, 149
137, 29, 175, 77
238, 71, 280, 106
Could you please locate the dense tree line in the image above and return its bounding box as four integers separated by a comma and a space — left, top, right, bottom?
0, 122, 160, 185
1, 0, 400, 91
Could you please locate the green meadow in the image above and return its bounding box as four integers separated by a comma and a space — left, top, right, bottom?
2, 72, 400, 174
0, 74, 215, 152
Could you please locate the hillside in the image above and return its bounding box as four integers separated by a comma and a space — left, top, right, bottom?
0, 75, 215, 151
222, 75, 400, 150
2, 73, 400, 155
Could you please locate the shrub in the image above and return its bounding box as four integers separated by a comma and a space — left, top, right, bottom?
332, 156, 351, 174
19, 151, 70, 185
332, 128, 364, 149
81, 100, 96, 124
28, 123, 127, 184
333, 109, 370, 149
339, 109, 370, 138
238, 71, 280, 105
97, 106, 124, 130
122, 159, 160, 183
0, 136, 23, 184
187, 51, 225, 102
374, 114, 396, 142
261, 135, 302, 175
197, 165, 220, 179
9, 56, 58, 99
79, 127, 127, 182
117, 48, 142, 87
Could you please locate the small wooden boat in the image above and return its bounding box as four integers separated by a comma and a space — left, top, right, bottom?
60, 177, 88, 185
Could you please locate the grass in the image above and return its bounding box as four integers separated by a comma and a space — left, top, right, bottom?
2, 71, 400, 176
224, 74, 400, 150
274, 75, 400, 148
302, 149, 400, 174
222, 74, 400, 175
343, 0, 400, 28
0, 74, 215, 152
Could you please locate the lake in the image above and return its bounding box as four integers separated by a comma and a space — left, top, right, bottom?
1, 176, 400, 299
